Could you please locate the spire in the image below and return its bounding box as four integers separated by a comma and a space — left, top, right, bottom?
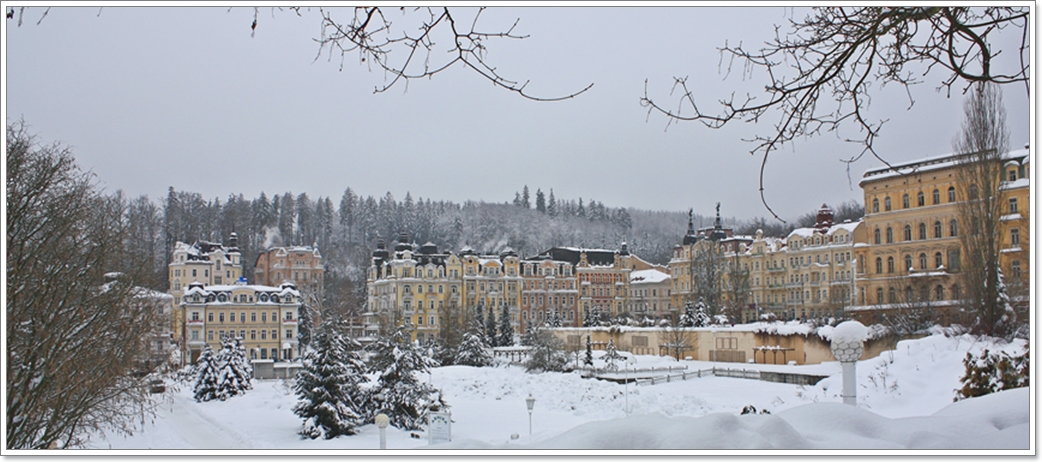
682, 208, 698, 245
710, 202, 727, 241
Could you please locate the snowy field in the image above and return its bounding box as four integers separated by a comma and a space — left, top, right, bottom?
82, 333, 1031, 454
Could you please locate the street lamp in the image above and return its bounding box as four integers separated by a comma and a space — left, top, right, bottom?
375, 413, 390, 449
525, 394, 536, 435
829, 321, 866, 406
624, 355, 637, 414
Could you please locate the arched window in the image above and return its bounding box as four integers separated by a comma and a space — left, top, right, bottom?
905, 286, 914, 302
904, 224, 912, 241
919, 223, 927, 240
887, 256, 895, 273
935, 252, 943, 268
876, 288, 884, 304
968, 184, 979, 200
876, 257, 883, 274
948, 186, 956, 202
874, 228, 881, 244
904, 254, 913, 272
888, 288, 897, 303
902, 194, 910, 208
932, 189, 940, 204
934, 221, 942, 238
886, 227, 893, 243
950, 219, 958, 237
952, 284, 961, 300
919, 253, 927, 269
935, 285, 944, 300
884, 196, 892, 211
917, 191, 925, 206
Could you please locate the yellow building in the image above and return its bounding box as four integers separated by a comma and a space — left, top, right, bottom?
179, 280, 302, 364
460, 246, 523, 337
168, 234, 244, 364
999, 153, 1030, 295
850, 146, 1030, 325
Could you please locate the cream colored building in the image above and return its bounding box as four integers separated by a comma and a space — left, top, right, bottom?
168, 235, 243, 363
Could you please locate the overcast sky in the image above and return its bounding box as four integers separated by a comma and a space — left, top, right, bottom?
4, 6, 1031, 221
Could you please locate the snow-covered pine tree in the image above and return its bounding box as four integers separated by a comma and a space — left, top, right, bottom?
369, 326, 448, 431
293, 323, 368, 439
193, 345, 221, 402
474, 304, 485, 335
524, 329, 568, 373
546, 309, 562, 328
215, 338, 253, 399
694, 299, 711, 327
454, 330, 494, 367
603, 338, 623, 371
678, 302, 696, 328
582, 306, 593, 327
297, 303, 313, 354
520, 321, 539, 347
485, 305, 498, 347
498, 305, 514, 347
583, 335, 594, 367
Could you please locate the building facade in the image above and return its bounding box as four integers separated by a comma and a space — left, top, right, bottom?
179, 280, 302, 364
253, 245, 324, 294
168, 235, 244, 363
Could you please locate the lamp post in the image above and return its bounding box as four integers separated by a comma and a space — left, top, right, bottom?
624, 355, 636, 414
375, 413, 389, 449
829, 321, 866, 406
525, 394, 535, 436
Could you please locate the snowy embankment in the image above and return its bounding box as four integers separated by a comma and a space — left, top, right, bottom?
85, 333, 1030, 451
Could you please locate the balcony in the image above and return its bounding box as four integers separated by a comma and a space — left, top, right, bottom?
282, 318, 297, 326
187, 319, 204, 326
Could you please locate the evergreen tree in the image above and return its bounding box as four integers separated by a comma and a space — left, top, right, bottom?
193, 345, 221, 402
369, 327, 448, 430
694, 299, 711, 327
546, 309, 563, 328
603, 338, 623, 371
678, 302, 696, 328
297, 303, 313, 355
521, 186, 531, 209
520, 321, 539, 347
583, 335, 594, 367
547, 189, 557, 217
454, 331, 494, 367
485, 305, 498, 347
293, 323, 368, 439
498, 305, 514, 347
582, 306, 594, 327
535, 189, 546, 213
215, 337, 253, 399
577, 198, 586, 218
474, 304, 485, 336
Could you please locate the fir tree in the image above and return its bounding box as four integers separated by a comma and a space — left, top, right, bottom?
369, 326, 448, 431
547, 189, 557, 217
293, 323, 368, 439
583, 335, 594, 367
603, 338, 623, 371
582, 306, 594, 327
215, 337, 253, 399
498, 305, 514, 347
521, 186, 531, 209
485, 305, 498, 347
577, 198, 586, 218
535, 189, 546, 213
454, 331, 493, 367
297, 303, 313, 355
193, 345, 221, 402
520, 321, 539, 347
524, 329, 568, 373
678, 302, 696, 328
474, 304, 485, 336
694, 299, 711, 327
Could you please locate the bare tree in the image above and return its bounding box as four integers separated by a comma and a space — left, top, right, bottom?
721, 253, 751, 321
7, 121, 162, 449
953, 82, 1015, 339
690, 241, 723, 316
882, 279, 941, 336
642, 7, 1029, 220
657, 316, 696, 361
295, 6, 593, 101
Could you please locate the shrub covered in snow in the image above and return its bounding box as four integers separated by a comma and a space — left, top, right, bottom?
955, 344, 1030, 401
193, 346, 221, 402
525, 329, 568, 373
455, 331, 493, 367
368, 326, 448, 431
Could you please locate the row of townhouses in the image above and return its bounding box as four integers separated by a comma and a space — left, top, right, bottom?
164, 147, 1029, 358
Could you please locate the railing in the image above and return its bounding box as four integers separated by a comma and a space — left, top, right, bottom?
633, 367, 827, 387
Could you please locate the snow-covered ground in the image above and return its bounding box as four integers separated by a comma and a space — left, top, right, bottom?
82, 333, 1031, 453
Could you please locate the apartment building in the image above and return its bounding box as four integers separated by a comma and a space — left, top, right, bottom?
254, 245, 324, 295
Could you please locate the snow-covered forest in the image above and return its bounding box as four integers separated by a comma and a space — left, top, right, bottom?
129, 186, 863, 314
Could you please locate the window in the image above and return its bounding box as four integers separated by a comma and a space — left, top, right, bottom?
208, 312, 214, 322
286, 330, 293, 339
886, 227, 893, 243
948, 249, 960, 272
872, 198, 879, 213
1012, 261, 1021, 279
917, 191, 925, 206
952, 284, 961, 300
1009, 197, 1018, 214
935, 285, 944, 300
192, 269, 197, 277
251, 312, 257, 322
919, 253, 927, 270
192, 330, 199, 340
932, 189, 940, 204
876, 288, 884, 304
250, 330, 256, 340
919, 223, 927, 240
934, 221, 942, 239
207, 330, 214, 341
261, 312, 267, 323
260, 349, 267, 359
950, 219, 958, 237
905, 286, 914, 302
1009, 169, 1018, 181
887, 257, 894, 273
1011, 228, 1020, 247
884, 196, 892, 211
888, 288, 897, 303
876, 258, 883, 274
904, 225, 912, 241
260, 330, 267, 340
272, 329, 278, 339
968, 184, 979, 200
935, 252, 943, 268
874, 228, 881, 244
904, 255, 912, 272
948, 186, 956, 202
902, 194, 910, 208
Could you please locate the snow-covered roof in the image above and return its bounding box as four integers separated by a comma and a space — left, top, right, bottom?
1000, 178, 1030, 190
860, 147, 1030, 185
630, 269, 670, 285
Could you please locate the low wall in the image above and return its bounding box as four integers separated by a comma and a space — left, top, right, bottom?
251, 360, 303, 380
